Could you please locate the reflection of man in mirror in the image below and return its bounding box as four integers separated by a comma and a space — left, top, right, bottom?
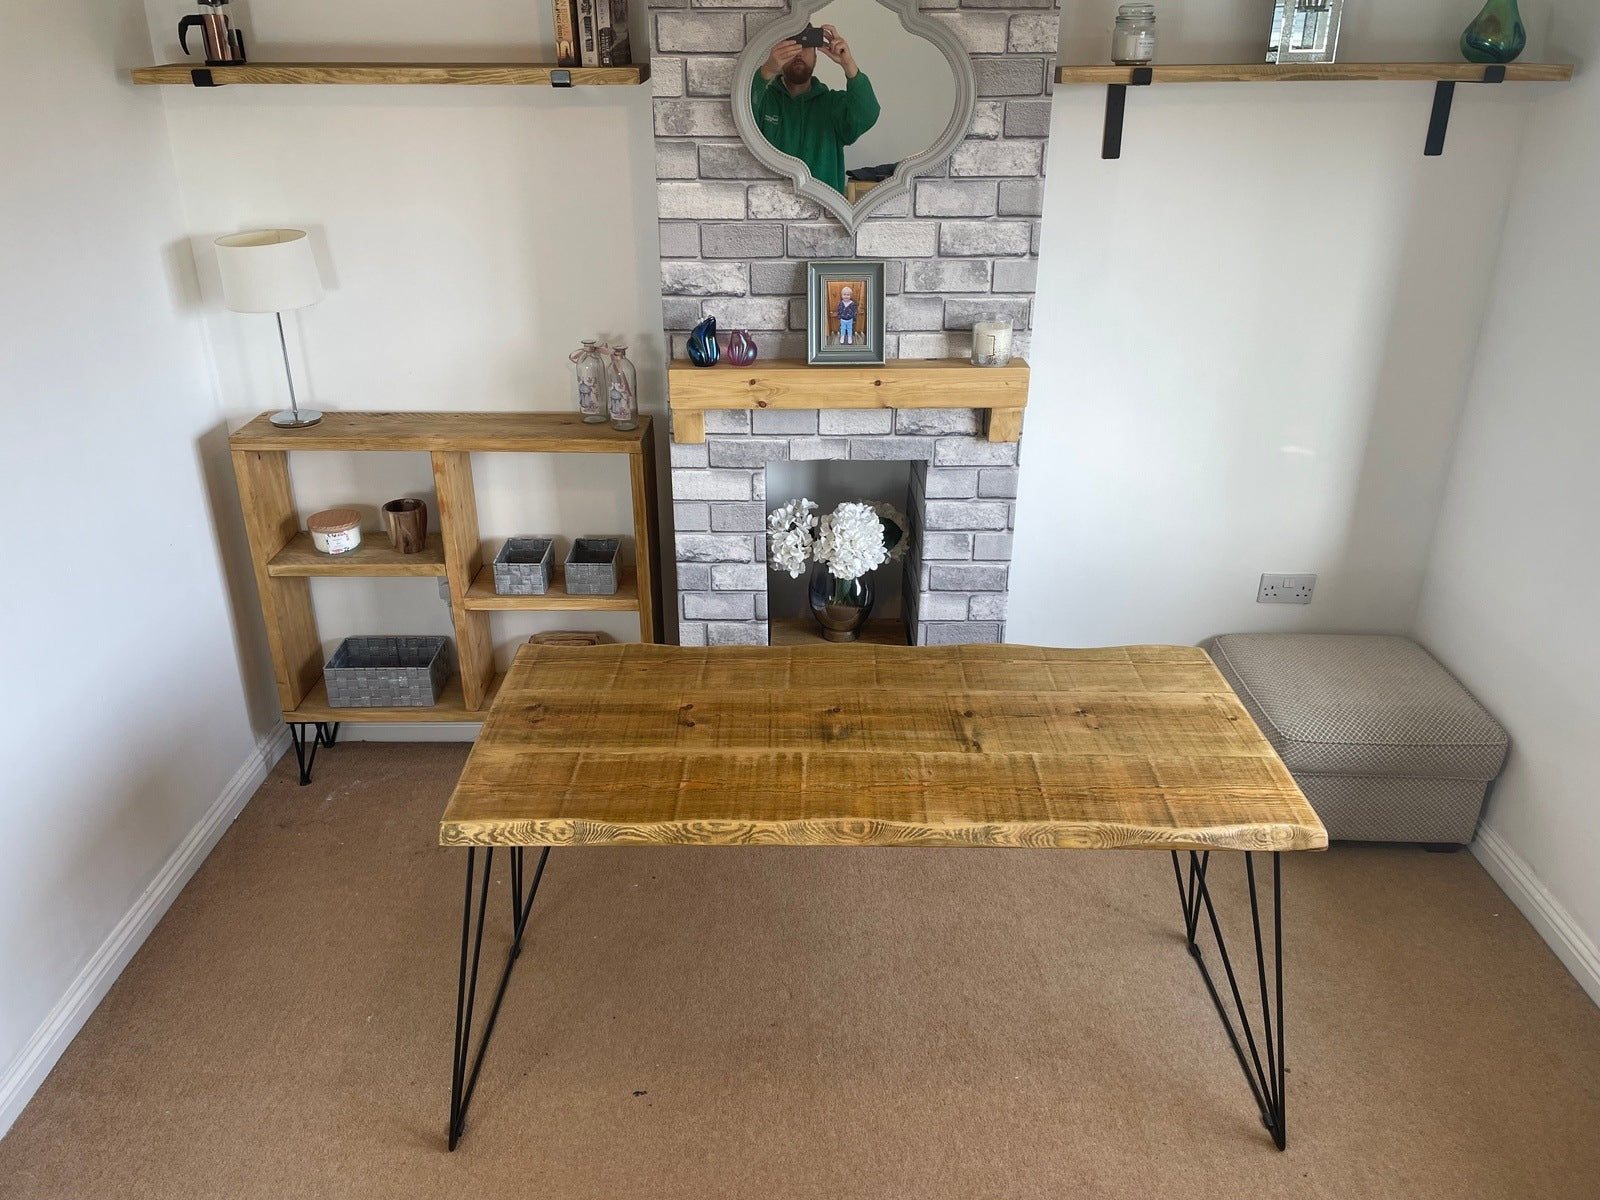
836, 286, 857, 344
752, 23, 881, 197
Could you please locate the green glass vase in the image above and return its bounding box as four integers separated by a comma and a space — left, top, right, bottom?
1461, 0, 1526, 64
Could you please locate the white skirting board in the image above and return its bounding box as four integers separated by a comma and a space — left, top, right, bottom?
1473, 824, 1600, 1009
0, 726, 290, 1140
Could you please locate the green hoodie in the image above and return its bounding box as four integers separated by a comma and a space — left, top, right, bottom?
750, 70, 881, 196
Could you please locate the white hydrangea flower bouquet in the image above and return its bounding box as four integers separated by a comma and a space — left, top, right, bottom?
766, 498, 911, 582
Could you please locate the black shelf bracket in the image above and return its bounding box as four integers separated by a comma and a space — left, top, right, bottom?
190, 68, 218, 87
1426, 65, 1506, 157
550, 69, 573, 88
1102, 67, 1153, 160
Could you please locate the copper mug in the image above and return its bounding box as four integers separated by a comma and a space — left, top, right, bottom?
382, 498, 428, 554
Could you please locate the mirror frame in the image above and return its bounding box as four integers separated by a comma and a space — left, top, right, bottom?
732, 0, 977, 234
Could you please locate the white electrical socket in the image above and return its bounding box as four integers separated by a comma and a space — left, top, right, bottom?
1258, 573, 1317, 604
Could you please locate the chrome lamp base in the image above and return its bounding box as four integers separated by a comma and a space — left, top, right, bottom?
270, 408, 323, 428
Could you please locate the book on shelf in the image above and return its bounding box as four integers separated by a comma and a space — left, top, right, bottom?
595, 0, 632, 67
552, 0, 580, 67
577, 0, 600, 66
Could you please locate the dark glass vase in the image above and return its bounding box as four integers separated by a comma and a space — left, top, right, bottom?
808, 565, 875, 642
687, 316, 719, 367
1461, 0, 1525, 64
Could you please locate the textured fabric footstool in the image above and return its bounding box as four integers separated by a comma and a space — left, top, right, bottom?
1202, 634, 1509, 847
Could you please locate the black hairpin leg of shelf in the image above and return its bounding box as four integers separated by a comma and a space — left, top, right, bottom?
1426, 66, 1506, 157
1102, 68, 1153, 160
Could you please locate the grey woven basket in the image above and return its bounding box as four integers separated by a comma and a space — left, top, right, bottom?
564, 537, 621, 595
324, 636, 450, 708
493, 537, 556, 595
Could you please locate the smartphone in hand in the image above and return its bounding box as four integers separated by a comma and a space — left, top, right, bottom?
791, 24, 827, 47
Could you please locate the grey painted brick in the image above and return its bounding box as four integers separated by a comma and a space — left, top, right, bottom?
788, 297, 808, 329
934, 438, 1019, 466
978, 467, 1019, 498
869, 190, 912, 218
696, 143, 774, 180
786, 223, 856, 258
929, 563, 1009, 590
897, 409, 981, 436
924, 467, 980, 496
998, 178, 1045, 216
945, 297, 1031, 330
647, 0, 685, 8
903, 259, 992, 294
922, 532, 974, 559
885, 295, 946, 331
1032, 220, 1043, 254
750, 261, 806, 294
677, 533, 756, 563
657, 221, 700, 260
914, 179, 998, 217
703, 410, 751, 434
712, 562, 768, 590
708, 437, 789, 467
924, 499, 1010, 530
898, 332, 972, 359
969, 100, 1004, 140
702, 222, 784, 258
856, 220, 938, 258
656, 12, 745, 52
938, 220, 1032, 256
670, 440, 709, 467
748, 331, 807, 361
661, 296, 703, 330
656, 140, 698, 180
885, 261, 904, 294
755, 592, 769, 620
991, 258, 1038, 292
927, 10, 1009, 52
684, 591, 756, 620
819, 409, 893, 435
969, 593, 1009, 621
653, 99, 738, 137
707, 621, 768, 646
974, 57, 1046, 97
788, 437, 850, 460
749, 184, 822, 220
950, 140, 1045, 177
677, 620, 708, 646
657, 181, 746, 220
918, 593, 974, 621
974, 532, 1014, 559
651, 57, 685, 97
704, 296, 791, 330
674, 501, 710, 530
661, 261, 748, 297
920, 621, 1002, 644
850, 436, 936, 461
1004, 99, 1053, 138
710, 503, 768, 533
677, 563, 712, 591
752, 409, 818, 435
671, 469, 755, 501
960, 0, 1054, 8
1007, 13, 1058, 51
686, 56, 739, 95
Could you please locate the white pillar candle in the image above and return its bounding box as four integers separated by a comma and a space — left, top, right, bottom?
971, 317, 1014, 366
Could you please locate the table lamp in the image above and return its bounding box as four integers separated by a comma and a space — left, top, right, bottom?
215, 229, 326, 428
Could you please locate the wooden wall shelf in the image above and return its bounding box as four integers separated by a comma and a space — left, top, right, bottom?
266, 531, 448, 578
666, 358, 1029, 444
463, 565, 641, 612
131, 62, 649, 87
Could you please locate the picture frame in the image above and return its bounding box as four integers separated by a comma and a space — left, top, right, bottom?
806, 260, 886, 366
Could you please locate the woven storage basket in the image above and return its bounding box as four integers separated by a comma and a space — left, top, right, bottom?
493, 537, 555, 595
564, 537, 621, 595
324, 636, 449, 708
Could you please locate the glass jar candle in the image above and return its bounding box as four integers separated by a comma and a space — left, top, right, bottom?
970, 313, 1015, 367
1112, 3, 1157, 64
308, 507, 362, 555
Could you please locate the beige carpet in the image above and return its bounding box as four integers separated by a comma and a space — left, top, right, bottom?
3, 742, 1598, 1199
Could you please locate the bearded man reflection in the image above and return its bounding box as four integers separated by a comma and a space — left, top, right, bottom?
751, 24, 881, 197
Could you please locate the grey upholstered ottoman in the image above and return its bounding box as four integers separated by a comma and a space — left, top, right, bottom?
1203, 634, 1509, 847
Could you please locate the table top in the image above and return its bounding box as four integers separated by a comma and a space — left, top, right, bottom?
440, 643, 1326, 852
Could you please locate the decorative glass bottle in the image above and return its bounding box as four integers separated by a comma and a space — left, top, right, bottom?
607, 347, 639, 432
1112, 4, 1157, 65
726, 329, 758, 367
571, 340, 607, 424
1461, 0, 1525, 64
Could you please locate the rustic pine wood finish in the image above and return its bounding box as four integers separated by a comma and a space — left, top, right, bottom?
1056, 62, 1574, 84
131, 62, 650, 86
441, 643, 1327, 852
666, 359, 1030, 444
767, 617, 908, 646
229, 412, 663, 728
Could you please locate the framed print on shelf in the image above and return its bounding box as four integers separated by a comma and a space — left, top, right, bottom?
806, 260, 886, 366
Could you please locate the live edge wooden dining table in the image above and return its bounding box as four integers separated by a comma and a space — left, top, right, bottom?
438, 642, 1327, 1152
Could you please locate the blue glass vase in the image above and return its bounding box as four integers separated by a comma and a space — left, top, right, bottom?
687, 316, 720, 367
1461, 0, 1525, 64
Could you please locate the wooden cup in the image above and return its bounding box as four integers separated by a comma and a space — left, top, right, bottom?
382, 498, 428, 554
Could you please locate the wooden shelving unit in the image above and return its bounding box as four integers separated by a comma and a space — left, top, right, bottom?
230, 411, 662, 732
131, 62, 650, 87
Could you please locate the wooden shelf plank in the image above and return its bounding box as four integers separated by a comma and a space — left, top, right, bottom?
229, 411, 649, 454
287, 672, 503, 723
463, 564, 641, 611
131, 62, 650, 86
1057, 62, 1574, 85
768, 618, 909, 647
267, 531, 448, 578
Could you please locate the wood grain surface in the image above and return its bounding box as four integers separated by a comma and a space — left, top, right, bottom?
1056, 62, 1574, 84
131, 62, 650, 86
266, 531, 448, 577
441, 643, 1326, 852
229, 410, 650, 454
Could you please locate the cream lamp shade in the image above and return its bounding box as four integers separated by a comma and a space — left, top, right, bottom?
214, 229, 324, 313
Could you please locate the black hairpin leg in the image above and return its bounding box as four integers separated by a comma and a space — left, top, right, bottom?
449, 844, 551, 1151
287, 721, 340, 785
317, 722, 341, 748
1171, 849, 1287, 1150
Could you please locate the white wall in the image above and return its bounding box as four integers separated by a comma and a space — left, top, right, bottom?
0, 0, 260, 1133
1414, 4, 1600, 999
1007, 2, 1565, 646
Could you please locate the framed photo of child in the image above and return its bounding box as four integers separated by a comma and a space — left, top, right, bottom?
806, 260, 886, 366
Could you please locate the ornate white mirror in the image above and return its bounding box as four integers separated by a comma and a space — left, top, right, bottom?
732, 0, 976, 233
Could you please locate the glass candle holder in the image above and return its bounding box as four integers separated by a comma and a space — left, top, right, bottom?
1112, 3, 1157, 64
970, 313, 1015, 367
